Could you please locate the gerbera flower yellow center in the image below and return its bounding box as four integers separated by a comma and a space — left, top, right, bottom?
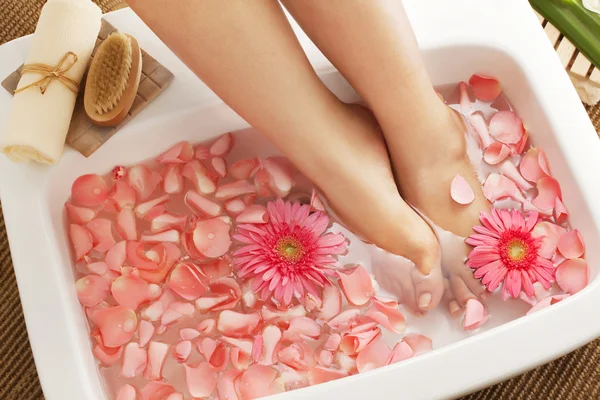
507, 239, 527, 261
275, 236, 304, 262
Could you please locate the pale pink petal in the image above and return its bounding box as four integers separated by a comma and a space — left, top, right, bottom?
469, 74, 502, 101
139, 382, 175, 400
140, 289, 176, 322
386, 341, 414, 364
198, 258, 233, 280
157, 141, 194, 164
356, 336, 391, 373
138, 243, 182, 284
558, 230, 585, 259
531, 221, 566, 259
138, 320, 155, 347
277, 344, 312, 371
554, 198, 569, 225
216, 180, 257, 200
199, 337, 218, 360
509, 129, 529, 155
65, 203, 98, 224
168, 262, 208, 301
194, 144, 210, 160
144, 341, 169, 380
464, 299, 489, 330
185, 190, 223, 217
150, 213, 187, 233
128, 165, 162, 201
116, 209, 137, 240
163, 164, 184, 194
112, 275, 155, 310
69, 224, 93, 260
197, 318, 216, 335
210, 133, 235, 157
253, 169, 271, 197
499, 160, 534, 191
532, 177, 562, 210
450, 174, 475, 205
87, 219, 116, 253
467, 112, 493, 148
160, 302, 195, 327
527, 294, 570, 314
212, 157, 228, 178
116, 384, 136, 400
173, 340, 192, 363
225, 198, 247, 216
483, 142, 511, 165
163, 393, 183, 400
76, 275, 109, 307
121, 342, 147, 378
261, 304, 307, 324
338, 265, 374, 306
310, 189, 326, 211
217, 310, 261, 337
209, 342, 230, 371
109, 181, 137, 211
230, 347, 252, 370
317, 284, 342, 321
400, 333, 433, 356
308, 366, 348, 385
256, 325, 280, 366
520, 148, 549, 183
482, 173, 525, 203
324, 333, 342, 351
71, 174, 108, 207
143, 205, 167, 222
239, 365, 280, 400
339, 328, 381, 356
193, 218, 232, 258
134, 194, 170, 218
231, 158, 259, 181
92, 306, 137, 347
93, 343, 123, 366
316, 349, 334, 367
284, 317, 321, 342
184, 362, 218, 398
327, 309, 361, 331
236, 205, 269, 224
180, 328, 200, 341
263, 157, 294, 197
556, 258, 589, 294
217, 370, 242, 400
364, 300, 406, 334
489, 111, 525, 144
182, 160, 218, 194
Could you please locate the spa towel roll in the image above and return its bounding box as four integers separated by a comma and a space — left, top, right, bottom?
0, 0, 101, 164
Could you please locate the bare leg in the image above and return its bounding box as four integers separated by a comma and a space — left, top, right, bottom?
127, 0, 444, 311
282, 0, 490, 310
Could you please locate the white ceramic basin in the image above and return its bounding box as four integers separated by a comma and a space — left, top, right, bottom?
1, 1, 599, 399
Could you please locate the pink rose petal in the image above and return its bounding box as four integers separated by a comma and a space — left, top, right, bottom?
230, 347, 252, 370
144, 341, 169, 380
128, 165, 162, 201
194, 144, 210, 160
121, 342, 147, 378
356, 336, 391, 373
141, 289, 176, 322
284, 317, 321, 342
450, 174, 475, 205
212, 157, 228, 178
467, 112, 493, 148
527, 294, 570, 315
193, 218, 232, 258
231, 158, 259, 181
520, 148, 549, 183
109, 181, 137, 211
217, 370, 242, 400
134, 194, 170, 219
558, 230, 585, 259
253, 169, 271, 198
482, 173, 525, 203
210, 133, 234, 157
216, 180, 257, 200
499, 160, 534, 191
199, 337, 218, 360
403, 333, 433, 355
182, 160, 218, 194
236, 204, 269, 224
185, 190, 223, 217
69, 224, 93, 260
278, 343, 313, 371
92, 306, 137, 347
489, 110, 525, 144
364, 299, 406, 334
464, 299, 488, 330
93, 343, 123, 366
338, 265, 374, 307
163, 164, 184, 194
138, 243, 182, 284
308, 366, 348, 386
310, 189, 326, 212
116, 384, 136, 400
532, 177, 562, 210
225, 198, 247, 216
531, 221, 566, 259
105, 241, 126, 272
197, 318, 216, 335
112, 275, 157, 310
263, 157, 294, 197
184, 362, 218, 398
469, 74, 502, 101
168, 262, 208, 301
217, 310, 261, 337
483, 142, 511, 165
259, 325, 281, 366
173, 340, 192, 363
198, 258, 233, 280
318, 284, 342, 321
179, 328, 200, 341
339, 328, 381, 356
386, 341, 414, 364
139, 382, 176, 400
556, 258, 588, 294
163, 393, 183, 400
138, 320, 155, 347
65, 203, 98, 224
239, 365, 282, 400
150, 213, 187, 233
161, 302, 195, 327
87, 219, 116, 253
116, 209, 137, 240
327, 309, 361, 332
554, 198, 569, 225
76, 275, 109, 307
261, 304, 307, 324
71, 174, 108, 207
157, 141, 194, 164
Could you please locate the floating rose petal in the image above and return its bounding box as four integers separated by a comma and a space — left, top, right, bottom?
197, 318, 216, 335
558, 230, 585, 259
304, 293, 323, 313
531, 221, 566, 259
403, 333, 433, 355
116, 384, 136, 400
532, 177, 562, 210
173, 340, 192, 363
86, 219, 116, 253
239, 365, 282, 400
109, 181, 137, 211
157, 141, 194, 164
556, 258, 589, 294
116, 209, 137, 240
76, 275, 109, 307
135, 194, 170, 218
212, 157, 228, 178
338, 265, 374, 307
163, 394, 183, 400
307, 366, 348, 386
278, 343, 313, 371
509, 129, 529, 155
499, 161, 534, 191
261, 304, 307, 325
527, 294, 570, 315
217, 370, 242, 400
216, 180, 257, 200
71, 174, 108, 207
93, 343, 123, 366
141, 289, 176, 322
138, 243, 182, 284
231, 158, 259, 180
168, 262, 207, 301
467, 112, 493, 148
327, 309, 361, 331
483, 142, 511, 165
231, 347, 252, 371
184, 362, 218, 398
253, 169, 271, 198
144, 205, 168, 222
121, 342, 147, 378
225, 198, 247, 216
182, 160, 218, 194
520, 148, 549, 183
179, 328, 200, 341
127, 241, 159, 270
317, 350, 334, 367
340, 328, 381, 356
482, 173, 525, 203
138, 320, 155, 347
65, 203, 98, 224
310, 189, 326, 212
139, 382, 176, 400
469, 74, 502, 101
163, 164, 184, 194
194, 144, 210, 160
112, 275, 157, 310
356, 336, 391, 374
193, 218, 232, 258
150, 213, 187, 233
263, 157, 294, 197
236, 204, 268, 224
217, 310, 260, 337
92, 306, 137, 347
144, 341, 169, 381
489, 111, 525, 144
185, 190, 223, 217
209, 342, 230, 371
464, 299, 488, 330
284, 317, 321, 341
196, 277, 241, 311
210, 133, 234, 157
450, 174, 475, 205
364, 299, 406, 334
128, 165, 162, 201
318, 284, 342, 321
161, 302, 195, 326
555, 198, 569, 225
141, 229, 180, 244
387, 341, 414, 364
324, 333, 342, 352
258, 325, 281, 366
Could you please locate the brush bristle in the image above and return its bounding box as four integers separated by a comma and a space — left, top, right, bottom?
87, 32, 133, 115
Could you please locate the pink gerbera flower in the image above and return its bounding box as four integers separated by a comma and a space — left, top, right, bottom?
233, 199, 347, 307
466, 209, 555, 299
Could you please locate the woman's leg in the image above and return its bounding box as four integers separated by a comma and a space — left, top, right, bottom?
127, 0, 444, 311
282, 0, 490, 309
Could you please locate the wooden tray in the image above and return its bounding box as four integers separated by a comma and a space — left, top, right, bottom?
1, 20, 174, 157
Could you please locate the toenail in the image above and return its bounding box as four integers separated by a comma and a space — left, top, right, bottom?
449, 300, 460, 315
418, 292, 432, 309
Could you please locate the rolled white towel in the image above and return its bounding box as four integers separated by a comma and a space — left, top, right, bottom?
0, 0, 101, 164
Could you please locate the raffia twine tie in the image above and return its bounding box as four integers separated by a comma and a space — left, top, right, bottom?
14, 51, 80, 95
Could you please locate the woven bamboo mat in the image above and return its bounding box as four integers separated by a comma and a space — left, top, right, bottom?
0, 1, 599, 399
